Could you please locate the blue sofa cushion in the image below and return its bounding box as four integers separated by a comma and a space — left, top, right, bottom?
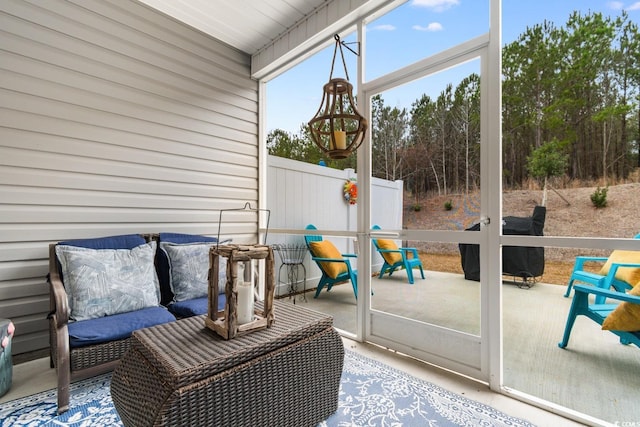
168, 294, 226, 318
59, 234, 146, 250
156, 233, 222, 306
68, 306, 176, 348
158, 233, 218, 245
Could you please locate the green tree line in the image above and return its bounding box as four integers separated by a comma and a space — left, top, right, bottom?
267, 11, 640, 196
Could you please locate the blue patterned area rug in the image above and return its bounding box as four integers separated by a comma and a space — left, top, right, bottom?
0, 350, 535, 427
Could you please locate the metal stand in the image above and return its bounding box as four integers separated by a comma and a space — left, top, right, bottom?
505, 272, 539, 289
274, 244, 307, 303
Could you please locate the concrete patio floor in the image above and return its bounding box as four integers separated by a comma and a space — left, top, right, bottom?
279, 269, 639, 425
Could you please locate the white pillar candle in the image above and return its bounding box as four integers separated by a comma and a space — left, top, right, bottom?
237, 281, 254, 325
333, 130, 346, 150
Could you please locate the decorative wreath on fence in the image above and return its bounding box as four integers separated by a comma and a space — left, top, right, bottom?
343, 180, 358, 205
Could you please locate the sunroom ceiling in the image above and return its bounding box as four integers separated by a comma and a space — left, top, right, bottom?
137, 0, 403, 78
137, 0, 329, 54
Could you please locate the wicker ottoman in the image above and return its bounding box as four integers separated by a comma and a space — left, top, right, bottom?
110, 301, 344, 427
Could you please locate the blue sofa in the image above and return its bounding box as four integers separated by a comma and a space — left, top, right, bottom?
48, 233, 226, 414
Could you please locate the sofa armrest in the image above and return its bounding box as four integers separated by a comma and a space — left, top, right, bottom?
48, 243, 69, 326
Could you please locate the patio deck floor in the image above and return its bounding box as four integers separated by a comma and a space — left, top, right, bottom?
279, 270, 639, 425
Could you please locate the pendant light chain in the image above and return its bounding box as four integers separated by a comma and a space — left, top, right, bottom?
329, 34, 350, 82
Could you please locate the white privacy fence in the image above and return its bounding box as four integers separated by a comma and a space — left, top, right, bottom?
266, 155, 404, 293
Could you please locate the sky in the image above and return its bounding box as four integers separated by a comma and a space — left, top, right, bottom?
266, 0, 640, 135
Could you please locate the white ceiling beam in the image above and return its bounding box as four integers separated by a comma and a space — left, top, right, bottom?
251, 0, 406, 81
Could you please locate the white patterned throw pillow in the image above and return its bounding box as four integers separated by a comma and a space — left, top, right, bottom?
160, 242, 226, 302
55, 242, 160, 321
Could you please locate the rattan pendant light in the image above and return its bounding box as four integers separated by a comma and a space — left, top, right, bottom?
308, 35, 368, 160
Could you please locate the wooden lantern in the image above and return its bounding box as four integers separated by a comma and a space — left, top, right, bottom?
205, 244, 275, 340
308, 34, 367, 160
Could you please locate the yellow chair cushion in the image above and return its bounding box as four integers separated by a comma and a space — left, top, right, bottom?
602, 285, 640, 331
376, 239, 402, 265
309, 240, 347, 279
598, 250, 640, 287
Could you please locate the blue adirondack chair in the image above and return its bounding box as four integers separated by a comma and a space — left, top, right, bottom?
304, 224, 358, 299
371, 225, 425, 284
558, 283, 640, 349
564, 233, 640, 302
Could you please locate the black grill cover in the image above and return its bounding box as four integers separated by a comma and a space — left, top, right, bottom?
459, 206, 546, 281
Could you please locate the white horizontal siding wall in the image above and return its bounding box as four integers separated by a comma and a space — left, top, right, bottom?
0, 0, 259, 355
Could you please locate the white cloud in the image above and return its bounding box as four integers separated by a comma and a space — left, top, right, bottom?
411, 0, 460, 12
611, 1, 640, 10
627, 1, 640, 10
372, 24, 396, 31
607, 1, 624, 10
413, 22, 444, 32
